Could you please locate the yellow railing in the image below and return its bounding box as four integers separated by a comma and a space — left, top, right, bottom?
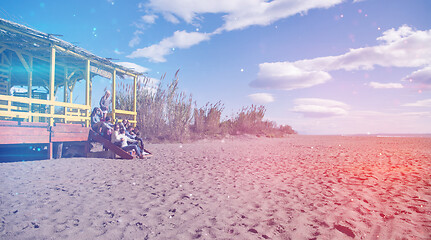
0, 95, 90, 126
111, 109, 137, 125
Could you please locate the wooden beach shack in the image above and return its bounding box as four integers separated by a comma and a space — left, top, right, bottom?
0, 18, 140, 159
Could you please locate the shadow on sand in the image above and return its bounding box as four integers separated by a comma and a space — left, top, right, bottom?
0, 144, 50, 163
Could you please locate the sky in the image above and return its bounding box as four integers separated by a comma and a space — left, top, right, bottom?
1, 0, 430, 135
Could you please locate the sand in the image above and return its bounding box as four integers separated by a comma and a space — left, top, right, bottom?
0, 135, 430, 239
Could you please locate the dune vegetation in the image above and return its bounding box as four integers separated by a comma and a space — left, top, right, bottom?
116, 71, 296, 142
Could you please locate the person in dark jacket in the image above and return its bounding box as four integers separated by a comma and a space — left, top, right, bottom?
90, 107, 103, 131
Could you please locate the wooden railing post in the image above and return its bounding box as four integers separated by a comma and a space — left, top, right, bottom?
49, 46, 56, 126
85, 60, 90, 127
133, 75, 137, 126
112, 69, 116, 121
64, 67, 68, 123
28, 56, 33, 122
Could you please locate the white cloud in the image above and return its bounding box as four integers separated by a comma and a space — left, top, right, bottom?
252, 25, 431, 90
368, 82, 403, 89
127, 30, 210, 62
219, 0, 344, 32
142, 14, 158, 24
251, 62, 331, 90
292, 98, 349, 118
146, 0, 344, 32
129, 30, 143, 47
163, 12, 180, 24
402, 99, 431, 107
402, 66, 431, 89
248, 93, 274, 104
376, 25, 414, 43
287, 110, 431, 135
401, 112, 431, 117
116, 62, 150, 73
131, 0, 345, 62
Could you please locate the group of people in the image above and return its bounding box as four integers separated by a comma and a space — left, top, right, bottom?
90, 90, 146, 159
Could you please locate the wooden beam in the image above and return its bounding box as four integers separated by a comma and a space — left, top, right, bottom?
64, 67, 68, 103
1, 51, 11, 65
16, 52, 31, 72
49, 46, 56, 126
69, 79, 77, 103
67, 69, 78, 80
89, 79, 92, 108
0, 95, 91, 109
85, 60, 90, 106
114, 109, 137, 115
0, 42, 139, 79
133, 75, 137, 126
54, 44, 139, 77
28, 56, 33, 99
0, 43, 76, 71
85, 59, 90, 127
0, 47, 5, 54
112, 69, 116, 121
0, 24, 110, 74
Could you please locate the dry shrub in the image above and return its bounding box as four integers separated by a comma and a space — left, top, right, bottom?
227, 105, 296, 136
117, 70, 193, 142
229, 105, 266, 134
117, 71, 296, 142
192, 101, 225, 136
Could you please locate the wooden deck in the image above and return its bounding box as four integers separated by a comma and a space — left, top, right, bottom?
0, 120, 90, 159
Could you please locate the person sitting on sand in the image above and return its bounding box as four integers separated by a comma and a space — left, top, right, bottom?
111, 124, 144, 158
99, 90, 111, 120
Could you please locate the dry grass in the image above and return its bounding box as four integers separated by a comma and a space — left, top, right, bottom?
116, 71, 296, 142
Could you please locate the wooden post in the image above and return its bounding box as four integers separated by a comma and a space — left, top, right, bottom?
15, 52, 33, 122
49, 46, 56, 126
89, 80, 92, 109
133, 75, 137, 126
28, 56, 33, 122
64, 67, 68, 123
69, 82, 74, 103
28, 56, 33, 98
112, 69, 116, 121
55, 142, 63, 159
85, 60, 90, 127
48, 142, 53, 159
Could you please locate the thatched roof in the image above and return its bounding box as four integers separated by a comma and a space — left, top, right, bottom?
0, 18, 141, 89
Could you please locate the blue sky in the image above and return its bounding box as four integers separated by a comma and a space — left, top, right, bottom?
1, 0, 430, 134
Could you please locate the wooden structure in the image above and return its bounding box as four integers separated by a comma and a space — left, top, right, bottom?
0, 18, 141, 159
89, 129, 133, 159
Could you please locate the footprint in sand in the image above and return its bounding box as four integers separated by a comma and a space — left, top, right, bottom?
334, 224, 355, 238
0, 217, 5, 232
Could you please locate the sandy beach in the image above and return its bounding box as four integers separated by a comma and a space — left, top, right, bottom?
0, 135, 430, 239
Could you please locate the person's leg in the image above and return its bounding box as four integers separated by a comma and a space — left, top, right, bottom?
122, 145, 136, 156
136, 137, 144, 149
133, 144, 142, 156
123, 145, 141, 156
